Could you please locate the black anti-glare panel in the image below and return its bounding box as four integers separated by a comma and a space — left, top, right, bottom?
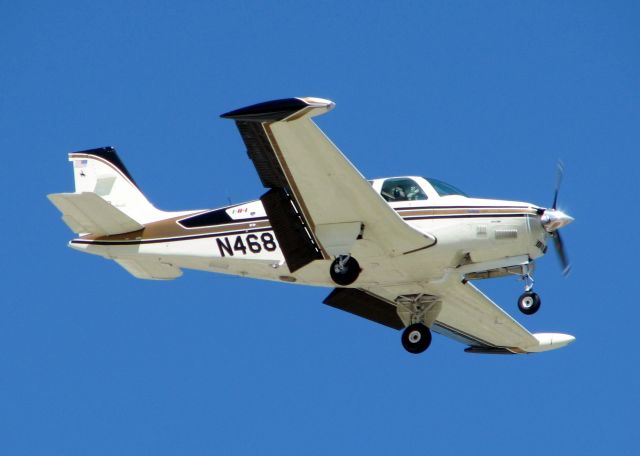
261, 188, 322, 273
323, 288, 404, 330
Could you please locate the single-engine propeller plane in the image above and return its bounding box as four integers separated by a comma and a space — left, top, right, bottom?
49, 97, 575, 355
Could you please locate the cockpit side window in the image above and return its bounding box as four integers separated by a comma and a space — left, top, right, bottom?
380, 178, 427, 202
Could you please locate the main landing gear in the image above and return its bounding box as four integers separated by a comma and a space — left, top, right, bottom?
401, 323, 432, 354
396, 294, 440, 354
518, 265, 541, 315
330, 255, 360, 286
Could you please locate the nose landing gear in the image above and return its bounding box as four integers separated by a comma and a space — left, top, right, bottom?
518, 265, 541, 315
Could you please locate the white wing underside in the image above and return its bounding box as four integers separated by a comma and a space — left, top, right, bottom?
364, 279, 539, 351
266, 119, 435, 257
223, 98, 435, 266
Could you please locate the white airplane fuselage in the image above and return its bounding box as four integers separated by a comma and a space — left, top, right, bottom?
70, 177, 549, 288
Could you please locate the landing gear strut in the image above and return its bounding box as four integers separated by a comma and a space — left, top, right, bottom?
401, 323, 432, 354
518, 264, 541, 315
396, 294, 441, 354
330, 255, 360, 286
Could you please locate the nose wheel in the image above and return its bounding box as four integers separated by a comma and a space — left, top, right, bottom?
518, 291, 541, 315
401, 323, 432, 354
517, 263, 541, 315
330, 255, 361, 286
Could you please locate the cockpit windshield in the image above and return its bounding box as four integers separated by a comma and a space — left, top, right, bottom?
425, 178, 467, 197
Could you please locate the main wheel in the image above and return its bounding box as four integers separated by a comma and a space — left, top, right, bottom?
329, 256, 361, 286
518, 291, 541, 315
401, 323, 432, 354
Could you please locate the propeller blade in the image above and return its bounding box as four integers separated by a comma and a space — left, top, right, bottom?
552, 160, 564, 210
552, 231, 571, 276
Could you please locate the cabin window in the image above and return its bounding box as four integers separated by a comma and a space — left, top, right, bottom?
381, 178, 427, 202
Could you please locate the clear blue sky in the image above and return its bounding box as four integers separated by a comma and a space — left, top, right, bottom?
1, 1, 638, 454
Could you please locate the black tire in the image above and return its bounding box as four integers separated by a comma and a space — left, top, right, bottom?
329, 256, 361, 286
401, 323, 432, 354
518, 291, 541, 315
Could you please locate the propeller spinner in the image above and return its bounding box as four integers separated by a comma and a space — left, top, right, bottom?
540, 162, 573, 275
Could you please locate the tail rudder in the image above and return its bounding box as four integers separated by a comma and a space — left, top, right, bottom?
68, 147, 164, 224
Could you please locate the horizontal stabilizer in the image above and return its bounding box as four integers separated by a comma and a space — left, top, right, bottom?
48, 192, 144, 236
115, 259, 182, 280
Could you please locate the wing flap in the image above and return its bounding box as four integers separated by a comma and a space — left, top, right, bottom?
323, 288, 404, 330
260, 188, 322, 272
48, 192, 144, 236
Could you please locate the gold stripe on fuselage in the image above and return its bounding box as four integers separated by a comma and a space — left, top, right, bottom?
78, 206, 538, 244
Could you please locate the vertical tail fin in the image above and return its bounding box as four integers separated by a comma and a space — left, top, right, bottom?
68, 147, 164, 224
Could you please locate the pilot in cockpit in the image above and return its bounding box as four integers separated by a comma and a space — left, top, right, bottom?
392, 186, 406, 200
391, 183, 422, 201
382, 178, 428, 202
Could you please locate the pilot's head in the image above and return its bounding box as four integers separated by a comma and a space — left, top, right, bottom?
392, 186, 405, 199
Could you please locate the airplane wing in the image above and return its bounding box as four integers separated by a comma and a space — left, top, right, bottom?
222, 97, 436, 271
324, 278, 554, 354
425, 280, 540, 353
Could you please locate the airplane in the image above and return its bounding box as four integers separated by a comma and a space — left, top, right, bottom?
48, 97, 575, 355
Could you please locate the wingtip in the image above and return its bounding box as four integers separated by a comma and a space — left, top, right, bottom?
220, 98, 309, 121
527, 333, 576, 352
220, 97, 335, 121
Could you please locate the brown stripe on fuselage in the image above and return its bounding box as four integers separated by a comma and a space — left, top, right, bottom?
80, 212, 271, 242
78, 205, 538, 244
